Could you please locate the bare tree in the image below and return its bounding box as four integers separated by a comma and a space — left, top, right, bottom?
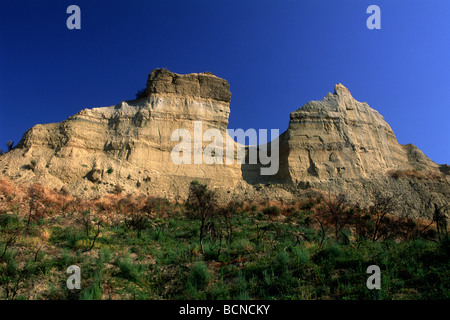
220, 201, 238, 245
76, 209, 92, 237
315, 215, 328, 247
185, 181, 218, 254
0, 230, 20, 262
314, 193, 355, 242
85, 220, 102, 252
433, 204, 448, 241
27, 184, 44, 227
117, 195, 162, 238
368, 191, 397, 242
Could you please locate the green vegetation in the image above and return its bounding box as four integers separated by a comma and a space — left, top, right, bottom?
0, 179, 448, 300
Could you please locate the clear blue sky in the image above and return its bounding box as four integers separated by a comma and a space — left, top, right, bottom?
0, 0, 449, 164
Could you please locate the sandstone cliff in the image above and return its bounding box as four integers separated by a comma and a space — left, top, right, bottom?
0, 69, 245, 200
279, 83, 439, 182
0, 69, 448, 218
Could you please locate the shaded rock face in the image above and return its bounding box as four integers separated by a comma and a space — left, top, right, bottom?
0, 70, 448, 218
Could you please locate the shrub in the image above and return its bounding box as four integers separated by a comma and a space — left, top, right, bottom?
185, 181, 218, 254
81, 284, 102, 300
117, 255, 142, 282
313, 193, 355, 243
366, 191, 398, 241
0, 179, 16, 198
188, 261, 210, 290
263, 206, 281, 216
29, 159, 37, 171
98, 248, 112, 264
135, 88, 147, 99
275, 249, 289, 273
6, 141, 14, 152
208, 279, 230, 299
312, 244, 342, 265
0, 213, 19, 227
234, 271, 250, 299
106, 167, 114, 174
219, 201, 238, 245
113, 184, 123, 195
54, 227, 83, 249
292, 246, 310, 265
120, 196, 162, 238
59, 248, 72, 267
27, 184, 46, 226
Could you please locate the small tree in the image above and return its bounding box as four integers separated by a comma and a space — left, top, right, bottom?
368, 191, 397, 241
127, 199, 151, 238
74, 205, 103, 251
0, 230, 20, 263
135, 88, 147, 99
77, 209, 92, 237
314, 193, 355, 243
27, 184, 44, 227
185, 181, 218, 254
85, 220, 102, 252
220, 201, 238, 245
117, 195, 157, 238
6, 141, 13, 152
433, 204, 448, 241
113, 184, 123, 195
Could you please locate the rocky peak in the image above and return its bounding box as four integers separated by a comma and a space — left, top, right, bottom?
333, 83, 352, 97
285, 83, 433, 181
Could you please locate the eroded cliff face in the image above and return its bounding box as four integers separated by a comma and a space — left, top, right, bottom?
273, 84, 449, 218
0, 69, 448, 218
0, 69, 245, 199
280, 83, 438, 183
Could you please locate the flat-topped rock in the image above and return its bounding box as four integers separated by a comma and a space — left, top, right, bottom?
145, 69, 232, 102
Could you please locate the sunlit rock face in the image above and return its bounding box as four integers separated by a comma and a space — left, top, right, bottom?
0, 69, 244, 199
280, 83, 437, 183
0, 70, 448, 218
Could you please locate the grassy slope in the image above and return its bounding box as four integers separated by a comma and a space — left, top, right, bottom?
0, 179, 449, 300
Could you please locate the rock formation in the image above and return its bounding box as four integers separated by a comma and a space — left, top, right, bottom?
0, 69, 245, 199
279, 83, 439, 182
0, 69, 448, 218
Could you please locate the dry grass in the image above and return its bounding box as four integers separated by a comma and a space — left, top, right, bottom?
0, 177, 438, 240
387, 168, 444, 181
0, 178, 21, 198
0, 178, 173, 226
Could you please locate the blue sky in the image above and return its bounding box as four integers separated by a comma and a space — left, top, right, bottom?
0, 0, 449, 164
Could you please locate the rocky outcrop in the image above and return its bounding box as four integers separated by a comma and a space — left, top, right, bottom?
279, 83, 439, 183
144, 68, 232, 103
252, 83, 449, 218
0, 70, 448, 218
0, 69, 244, 200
